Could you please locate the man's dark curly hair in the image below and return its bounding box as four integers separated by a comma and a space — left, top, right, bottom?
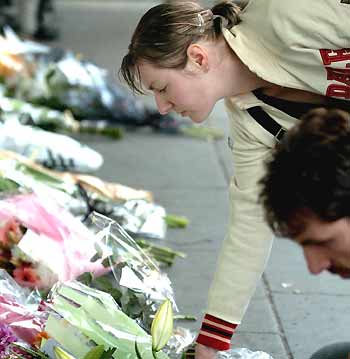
260, 108, 350, 237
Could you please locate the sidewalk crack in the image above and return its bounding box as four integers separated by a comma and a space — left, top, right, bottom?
263, 273, 294, 359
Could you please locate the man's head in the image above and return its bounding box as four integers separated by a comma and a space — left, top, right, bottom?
260, 108, 350, 278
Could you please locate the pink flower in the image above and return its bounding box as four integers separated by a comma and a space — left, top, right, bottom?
13, 265, 41, 288
0, 294, 45, 345
0, 323, 17, 358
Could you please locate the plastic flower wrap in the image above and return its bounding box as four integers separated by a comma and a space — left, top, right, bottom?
42, 281, 170, 359
84, 212, 176, 329
0, 269, 46, 346
218, 349, 274, 359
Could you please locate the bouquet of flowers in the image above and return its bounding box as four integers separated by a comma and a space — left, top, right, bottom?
0, 191, 176, 330
42, 281, 172, 359
0, 271, 175, 359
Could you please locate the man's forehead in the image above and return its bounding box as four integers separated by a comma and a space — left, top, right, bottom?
287, 209, 321, 243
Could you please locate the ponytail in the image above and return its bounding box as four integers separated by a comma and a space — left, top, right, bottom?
211, 0, 245, 35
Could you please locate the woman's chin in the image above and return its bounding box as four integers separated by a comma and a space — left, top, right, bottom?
189, 112, 209, 124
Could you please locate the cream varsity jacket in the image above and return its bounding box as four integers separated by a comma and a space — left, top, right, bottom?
197, 0, 350, 350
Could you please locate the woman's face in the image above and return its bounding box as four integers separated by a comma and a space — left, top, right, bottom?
138, 61, 218, 123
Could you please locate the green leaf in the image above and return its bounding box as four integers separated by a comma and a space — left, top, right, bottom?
77, 272, 94, 286
100, 348, 117, 359
94, 242, 104, 259
173, 314, 197, 321
0, 177, 19, 192
90, 252, 102, 263
93, 275, 113, 292
16, 163, 69, 192
101, 255, 114, 268
135, 340, 143, 359
82, 345, 105, 359
79, 125, 123, 140
164, 215, 189, 228
11, 343, 50, 359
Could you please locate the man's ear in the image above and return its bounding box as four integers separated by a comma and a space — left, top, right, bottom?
186, 44, 209, 73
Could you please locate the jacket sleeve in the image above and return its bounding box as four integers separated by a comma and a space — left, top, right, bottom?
206, 101, 275, 328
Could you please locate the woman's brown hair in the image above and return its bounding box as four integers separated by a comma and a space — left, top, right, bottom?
120, 1, 244, 94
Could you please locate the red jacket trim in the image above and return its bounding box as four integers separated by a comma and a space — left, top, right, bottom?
196, 314, 238, 351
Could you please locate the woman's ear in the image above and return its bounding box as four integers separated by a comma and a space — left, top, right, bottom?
186, 44, 209, 73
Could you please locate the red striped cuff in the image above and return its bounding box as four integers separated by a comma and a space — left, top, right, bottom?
196, 314, 238, 351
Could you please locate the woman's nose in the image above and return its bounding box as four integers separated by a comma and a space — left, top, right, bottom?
303, 246, 331, 275
155, 93, 173, 115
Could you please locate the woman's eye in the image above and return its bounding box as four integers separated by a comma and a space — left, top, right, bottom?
159, 87, 167, 93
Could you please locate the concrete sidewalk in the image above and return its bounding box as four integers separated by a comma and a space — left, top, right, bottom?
50, 2, 350, 358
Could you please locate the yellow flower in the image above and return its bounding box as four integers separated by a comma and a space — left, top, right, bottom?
151, 299, 173, 352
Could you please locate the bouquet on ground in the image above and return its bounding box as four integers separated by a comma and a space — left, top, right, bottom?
0, 150, 171, 241
0, 114, 104, 173
0, 150, 180, 243
0, 192, 176, 329
0, 271, 175, 359
42, 281, 173, 359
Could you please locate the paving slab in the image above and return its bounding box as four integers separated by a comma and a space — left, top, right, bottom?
78, 131, 227, 191
273, 293, 350, 359
232, 333, 287, 359
54, 1, 157, 71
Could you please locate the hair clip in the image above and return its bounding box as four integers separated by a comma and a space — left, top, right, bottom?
197, 13, 205, 33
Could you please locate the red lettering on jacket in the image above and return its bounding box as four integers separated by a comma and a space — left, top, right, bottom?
325, 67, 350, 87
320, 48, 350, 65
326, 84, 350, 99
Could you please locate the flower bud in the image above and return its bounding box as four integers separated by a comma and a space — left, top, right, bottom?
151, 299, 173, 352
54, 346, 77, 359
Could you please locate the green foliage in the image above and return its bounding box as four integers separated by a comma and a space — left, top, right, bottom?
136, 239, 186, 267
82, 345, 116, 359
164, 215, 189, 229
79, 126, 123, 140
10, 343, 50, 359
0, 177, 19, 192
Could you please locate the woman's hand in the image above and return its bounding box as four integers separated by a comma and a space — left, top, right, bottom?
195, 343, 218, 359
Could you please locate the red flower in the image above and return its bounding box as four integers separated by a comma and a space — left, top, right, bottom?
13, 265, 41, 288
0, 218, 23, 249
